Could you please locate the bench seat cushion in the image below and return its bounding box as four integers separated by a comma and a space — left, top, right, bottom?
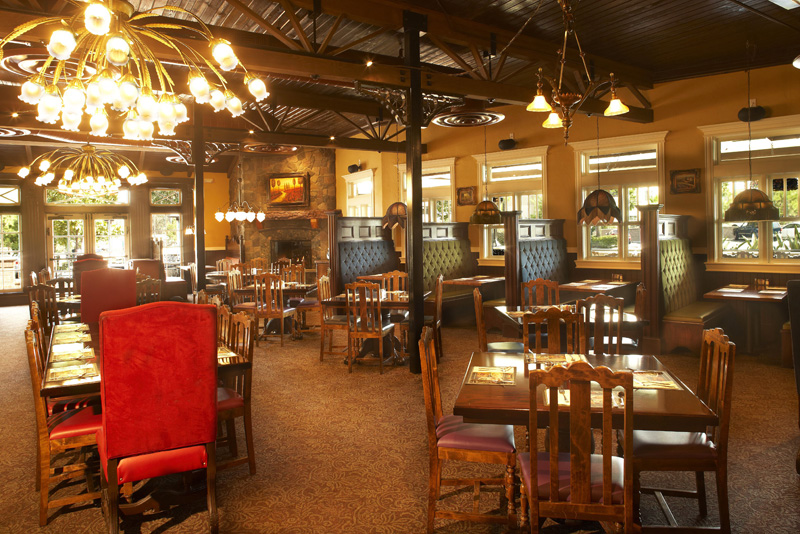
663, 301, 728, 324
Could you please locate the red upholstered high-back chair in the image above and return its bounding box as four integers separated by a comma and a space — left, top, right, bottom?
72, 258, 107, 294
80, 268, 136, 324
98, 301, 219, 534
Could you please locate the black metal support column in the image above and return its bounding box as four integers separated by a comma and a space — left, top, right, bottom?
192, 104, 207, 291
404, 10, 427, 374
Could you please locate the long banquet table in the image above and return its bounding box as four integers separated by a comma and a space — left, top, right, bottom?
453, 351, 716, 432
41, 322, 250, 399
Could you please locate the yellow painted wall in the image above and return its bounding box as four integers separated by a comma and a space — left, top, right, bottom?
203, 172, 229, 249
335, 64, 800, 250
334, 149, 385, 215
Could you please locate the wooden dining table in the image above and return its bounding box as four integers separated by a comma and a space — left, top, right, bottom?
40, 322, 250, 399
453, 351, 716, 432
704, 283, 788, 355
493, 304, 648, 340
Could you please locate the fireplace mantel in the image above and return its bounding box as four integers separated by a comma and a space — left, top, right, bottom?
258, 210, 327, 221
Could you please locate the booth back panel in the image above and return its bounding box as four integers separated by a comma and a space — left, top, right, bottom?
519, 239, 569, 284
660, 237, 697, 315
338, 240, 400, 287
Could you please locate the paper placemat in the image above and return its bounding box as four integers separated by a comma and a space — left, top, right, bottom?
607, 281, 627, 285
591, 284, 616, 291
561, 282, 583, 287
633, 371, 682, 390
718, 287, 745, 293
526, 353, 585, 366
51, 347, 95, 362
48, 363, 98, 382
758, 289, 786, 294
54, 323, 89, 333
578, 279, 600, 284
53, 332, 91, 344
52, 342, 86, 354
467, 366, 516, 386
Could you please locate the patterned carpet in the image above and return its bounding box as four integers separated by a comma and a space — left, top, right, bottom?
1, 304, 798, 533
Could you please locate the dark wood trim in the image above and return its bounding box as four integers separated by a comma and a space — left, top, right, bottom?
639, 204, 663, 354
502, 211, 521, 310
193, 104, 207, 290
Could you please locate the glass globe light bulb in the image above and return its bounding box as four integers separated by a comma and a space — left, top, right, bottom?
246, 75, 269, 101
526, 93, 552, 113
174, 102, 188, 123
209, 89, 226, 112
235, 210, 247, 221
542, 111, 562, 128
61, 110, 82, 131
36, 85, 61, 124
62, 80, 86, 113
189, 72, 210, 104
18, 167, 30, 178
158, 94, 177, 122
224, 91, 243, 117
97, 69, 119, 104
85, 3, 111, 36
211, 39, 238, 71
117, 73, 139, 109
20, 76, 46, 104
256, 211, 266, 222
85, 78, 103, 109
123, 111, 140, 140
47, 29, 77, 60
215, 211, 224, 222
105, 33, 130, 66
136, 173, 147, 184
245, 211, 256, 222
118, 165, 130, 179
89, 108, 109, 136
224, 211, 235, 222
158, 119, 177, 136
39, 160, 50, 172
136, 89, 157, 121
43, 172, 55, 184
138, 119, 154, 141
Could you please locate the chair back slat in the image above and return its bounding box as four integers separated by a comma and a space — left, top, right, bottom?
135, 278, 161, 305
473, 288, 488, 352
250, 257, 269, 272
523, 308, 584, 355
254, 273, 283, 314
217, 305, 233, 347
577, 294, 625, 356
417, 326, 444, 457
225, 312, 255, 398
318, 275, 333, 320
521, 278, 560, 307
529, 361, 633, 523
381, 270, 408, 292
345, 282, 382, 335
31, 284, 60, 336
227, 269, 244, 305
697, 328, 735, 454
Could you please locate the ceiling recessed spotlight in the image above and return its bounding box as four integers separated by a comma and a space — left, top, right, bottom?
366, 60, 373, 67
248, 129, 254, 134
11, 112, 18, 118
330, 135, 335, 141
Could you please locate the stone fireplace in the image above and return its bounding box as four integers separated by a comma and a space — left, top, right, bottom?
236, 148, 335, 265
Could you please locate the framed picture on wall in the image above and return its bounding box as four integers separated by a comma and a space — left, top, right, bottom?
268, 172, 310, 206
457, 186, 477, 206
669, 168, 702, 194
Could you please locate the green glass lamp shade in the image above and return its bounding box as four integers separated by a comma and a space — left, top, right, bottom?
469, 200, 502, 224
577, 189, 622, 225
724, 188, 779, 222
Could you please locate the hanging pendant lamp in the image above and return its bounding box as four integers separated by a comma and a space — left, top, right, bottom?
470, 126, 502, 225
578, 117, 622, 225
724, 50, 779, 223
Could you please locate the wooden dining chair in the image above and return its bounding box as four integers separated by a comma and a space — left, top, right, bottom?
319, 275, 349, 362
577, 294, 636, 356
521, 278, 560, 307
284, 263, 305, 284
254, 272, 296, 346
216, 258, 235, 272
519, 361, 634, 533
217, 304, 233, 347
24, 326, 102, 526
250, 257, 269, 272
227, 269, 256, 315
31, 283, 60, 337
631, 327, 735, 533
381, 270, 410, 348
98, 302, 219, 534
427, 274, 445, 360
39, 266, 53, 283
29, 270, 39, 287
523, 307, 585, 355
217, 312, 256, 474
135, 278, 161, 305
418, 326, 516, 533
473, 288, 524, 353
345, 281, 394, 374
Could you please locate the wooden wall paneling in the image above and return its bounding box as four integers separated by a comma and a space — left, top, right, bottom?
639, 204, 663, 355
502, 211, 521, 309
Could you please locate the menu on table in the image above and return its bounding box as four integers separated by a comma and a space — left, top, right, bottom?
53, 331, 91, 344
632, 371, 682, 390
51, 347, 95, 363
467, 366, 516, 386
526, 353, 585, 367
54, 323, 89, 333
47, 363, 98, 383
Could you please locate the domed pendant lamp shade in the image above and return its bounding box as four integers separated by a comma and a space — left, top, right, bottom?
470, 125, 503, 225
382, 201, 408, 229
577, 189, 622, 225
578, 117, 621, 225
723, 61, 779, 223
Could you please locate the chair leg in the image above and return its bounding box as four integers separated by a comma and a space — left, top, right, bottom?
38, 447, 49, 526
255, 317, 260, 347
206, 443, 219, 534
505, 459, 516, 525
435, 324, 443, 361
347, 336, 354, 373
426, 457, 440, 534
378, 334, 384, 375
105, 460, 120, 534
244, 406, 256, 475
225, 419, 238, 457
279, 316, 284, 346
319, 326, 326, 361
695, 471, 707, 516
716, 466, 731, 534
519, 480, 529, 530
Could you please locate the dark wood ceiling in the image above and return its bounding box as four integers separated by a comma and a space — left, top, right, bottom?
0, 0, 798, 173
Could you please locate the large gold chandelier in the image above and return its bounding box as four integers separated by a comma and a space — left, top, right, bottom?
0, 0, 269, 139
526, 0, 629, 143
18, 144, 147, 196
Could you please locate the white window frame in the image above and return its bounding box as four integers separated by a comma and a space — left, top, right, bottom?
571, 131, 667, 270
0, 212, 22, 293
398, 157, 456, 223
470, 146, 549, 263
343, 169, 375, 217
700, 114, 800, 273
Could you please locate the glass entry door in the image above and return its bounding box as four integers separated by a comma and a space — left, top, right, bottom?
49, 214, 129, 277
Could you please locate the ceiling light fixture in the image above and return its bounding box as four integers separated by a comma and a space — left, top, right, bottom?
577, 116, 622, 225
470, 125, 502, 225
17, 143, 146, 196
525, 0, 629, 143
214, 200, 265, 223
0, 0, 268, 136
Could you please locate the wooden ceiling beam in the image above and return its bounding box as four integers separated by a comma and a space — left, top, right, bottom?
277, 0, 315, 52
224, 0, 304, 51
289, 0, 653, 88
